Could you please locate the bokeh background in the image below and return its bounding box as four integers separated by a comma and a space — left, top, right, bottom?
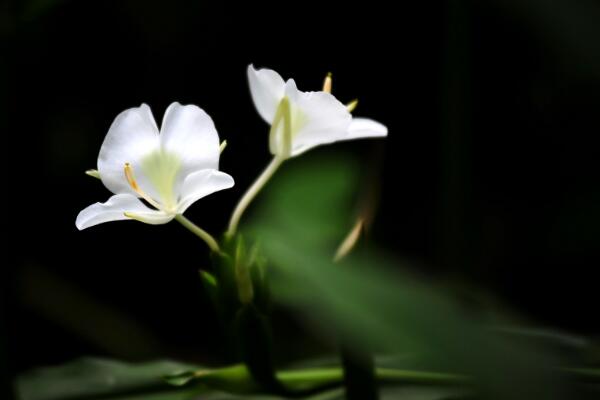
3, 0, 600, 397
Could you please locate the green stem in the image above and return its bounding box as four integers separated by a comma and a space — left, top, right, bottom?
226, 97, 292, 238
226, 156, 285, 237
171, 364, 469, 394
279, 367, 468, 391
175, 214, 220, 253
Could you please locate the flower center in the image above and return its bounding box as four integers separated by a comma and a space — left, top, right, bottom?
140, 150, 182, 212
289, 104, 307, 138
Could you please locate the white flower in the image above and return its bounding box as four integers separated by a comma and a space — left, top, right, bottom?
247, 64, 388, 158
76, 102, 234, 230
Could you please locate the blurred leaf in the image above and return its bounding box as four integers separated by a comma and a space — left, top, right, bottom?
246, 155, 357, 252
16, 357, 197, 400
250, 155, 566, 400
16, 357, 469, 400
200, 269, 219, 305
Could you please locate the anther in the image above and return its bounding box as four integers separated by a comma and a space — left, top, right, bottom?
346, 99, 358, 113
322, 72, 332, 93
123, 163, 162, 210
124, 163, 140, 192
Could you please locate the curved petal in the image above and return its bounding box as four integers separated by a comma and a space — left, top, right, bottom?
177, 169, 234, 214
75, 193, 173, 230
98, 104, 160, 196
347, 117, 388, 139
160, 102, 220, 174
247, 65, 286, 123
290, 92, 352, 157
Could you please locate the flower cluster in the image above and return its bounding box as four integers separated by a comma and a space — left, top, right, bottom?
77, 65, 387, 245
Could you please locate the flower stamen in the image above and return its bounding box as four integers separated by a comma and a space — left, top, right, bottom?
322, 72, 332, 93
346, 99, 358, 113
334, 218, 364, 262
124, 163, 163, 210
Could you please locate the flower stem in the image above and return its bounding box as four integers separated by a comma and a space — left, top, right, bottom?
175, 214, 220, 253
226, 156, 285, 237
168, 364, 469, 395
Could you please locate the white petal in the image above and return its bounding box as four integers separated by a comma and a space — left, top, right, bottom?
283, 79, 300, 102
160, 102, 220, 173
289, 92, 352, 157
247, 65, 286, 123
177, 169, 234, 214
347, 117, 388, 139
75, 193, 173, 230
98, 104, 160, 195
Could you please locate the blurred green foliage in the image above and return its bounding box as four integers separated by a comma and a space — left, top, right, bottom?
250, 155, 568, 399
16, 358, 197, 400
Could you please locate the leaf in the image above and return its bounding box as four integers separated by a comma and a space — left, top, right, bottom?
15, 357, 467, 400
250, 155, 567, 400
16, 357, 198, 400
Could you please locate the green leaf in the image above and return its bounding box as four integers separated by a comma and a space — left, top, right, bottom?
200, 269, 219, 306
16, 357, 468, 400
250, 155, 566, 400
200, 270, 218, 289
16, 357, 198, 400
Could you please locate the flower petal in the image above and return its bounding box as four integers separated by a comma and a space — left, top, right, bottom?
75, 193, 173, 230
98, 104, 160, 196
289, 91, 352, 157
247, 65, 286, 123
177, 169, 234, 214
347, 117, 388, 139
160, 102, 220, 173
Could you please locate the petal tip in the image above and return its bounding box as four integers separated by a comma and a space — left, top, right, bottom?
75, 214, 88, 231
224, 174, 235, 188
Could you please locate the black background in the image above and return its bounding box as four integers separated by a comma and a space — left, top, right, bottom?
4, 0, 600, 387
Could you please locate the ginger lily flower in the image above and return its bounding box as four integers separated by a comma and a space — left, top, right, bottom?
76, 102, 234, 234
226, 66, 387, 237
247, 64, 388, 158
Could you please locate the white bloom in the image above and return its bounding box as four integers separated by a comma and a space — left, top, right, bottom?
247, 65, 388, 158
76, 102, 234, 230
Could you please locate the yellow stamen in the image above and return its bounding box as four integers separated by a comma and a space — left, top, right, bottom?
123, 163, 162, 210
219, 140, 228, 153
334, 218, 364, 262
85, 169, 101, 179
322, 72, 332, 93
124, 163, 140, 191
346, 99, 358, 113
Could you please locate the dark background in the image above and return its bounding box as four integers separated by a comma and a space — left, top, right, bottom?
3, 0, 600, 390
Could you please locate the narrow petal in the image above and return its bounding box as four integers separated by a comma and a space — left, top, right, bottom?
98, 104, 160, 196
75, 193, 173, 230
347, 117, 388, 139
177, 169, 234, 214
290, 92, 352, 157
160, 102, 220, 173
247, 65, 286, 123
